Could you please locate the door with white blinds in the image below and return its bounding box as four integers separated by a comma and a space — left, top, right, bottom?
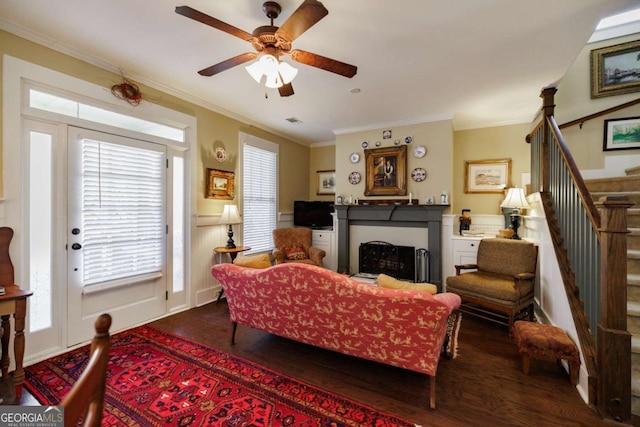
242, 135, 278, 253
67, 128, 167, 346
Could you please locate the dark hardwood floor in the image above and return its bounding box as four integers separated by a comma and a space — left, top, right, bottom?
5, 302, 637, 426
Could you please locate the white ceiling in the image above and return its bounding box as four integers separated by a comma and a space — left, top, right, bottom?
0, 0, 637, 145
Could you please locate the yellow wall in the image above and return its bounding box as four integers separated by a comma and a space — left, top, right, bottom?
0, 30, 309, 213
452, 123, 532, 214
555, 33, 640, 171
334, 121, 454, 208
309, 144, 336, 202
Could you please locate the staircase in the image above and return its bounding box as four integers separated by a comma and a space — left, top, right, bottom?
585, 167, 640, 414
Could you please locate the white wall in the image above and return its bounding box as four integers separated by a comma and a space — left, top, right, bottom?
523, 194, 589, 403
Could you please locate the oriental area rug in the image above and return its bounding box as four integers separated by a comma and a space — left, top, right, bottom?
24, 325, 418, 426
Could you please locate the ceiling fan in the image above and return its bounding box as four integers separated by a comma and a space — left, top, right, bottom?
175, 0, 358, 97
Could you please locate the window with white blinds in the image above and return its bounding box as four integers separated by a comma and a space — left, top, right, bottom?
242, 136, 278, 253
81, 138, 165, 286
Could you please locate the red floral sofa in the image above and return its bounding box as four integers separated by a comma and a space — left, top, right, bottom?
210, 262, 461, 409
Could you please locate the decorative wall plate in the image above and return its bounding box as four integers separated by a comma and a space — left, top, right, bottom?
215, 147, 227, 162
411, 167, 427, 182
375, 141, 381, 147
393, 139, 401, 146
348, 171, 361, 184
349, 152, 360, 163
361, 141, 369, 148
412, 145, 427, 158
404, 136, 413, 144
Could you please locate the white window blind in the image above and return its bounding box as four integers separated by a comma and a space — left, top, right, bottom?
81, 139, 165, 286
243, 137, 278, 253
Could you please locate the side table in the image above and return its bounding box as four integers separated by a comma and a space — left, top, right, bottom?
214, 246, 251, 303
0, 284, 33, 401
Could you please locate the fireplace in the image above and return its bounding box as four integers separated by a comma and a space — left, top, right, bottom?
359, 241, 415, 281
335, 204, 447, 290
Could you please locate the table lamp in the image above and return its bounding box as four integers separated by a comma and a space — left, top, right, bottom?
500, 188, 530, 240
218, 204, 242, 248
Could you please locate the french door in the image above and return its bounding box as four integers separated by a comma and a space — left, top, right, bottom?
66, 127, 167, 345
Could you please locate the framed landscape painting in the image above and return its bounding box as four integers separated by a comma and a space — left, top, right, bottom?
316, 170, 336, 195
604, 116, 640, 151
591, 40, 640, 98
206, 168, 234, 199
464, 159, 511, 193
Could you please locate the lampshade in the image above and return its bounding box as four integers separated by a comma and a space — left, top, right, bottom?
500, 188, 530, 209
245, 54, 298, 89
218, 204, 242, 225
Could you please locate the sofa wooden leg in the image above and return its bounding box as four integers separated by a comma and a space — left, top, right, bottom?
429, 376, 436, 409
231, 322, 237, 345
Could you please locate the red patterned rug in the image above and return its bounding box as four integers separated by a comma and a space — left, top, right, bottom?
25, 325, 417, 426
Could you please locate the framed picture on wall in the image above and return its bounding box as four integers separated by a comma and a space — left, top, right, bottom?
464, 159, 511, 193
316, 170, 336, 195
364, 145, 407, 196
603, 116, 640, 151
591, 40, 640, 98
206, 168, 234, 199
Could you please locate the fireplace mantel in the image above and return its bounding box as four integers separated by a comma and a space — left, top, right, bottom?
334, 204, 448, 289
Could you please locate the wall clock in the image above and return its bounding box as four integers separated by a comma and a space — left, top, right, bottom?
349, 152, 360, 163
348, 171, 361, 184
411, 167, 427, 182
412, 145, 426, 158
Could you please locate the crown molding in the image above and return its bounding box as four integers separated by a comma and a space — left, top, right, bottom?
452, 115, 535, 131
333, 113, 454, 136
310, 140, 336, 148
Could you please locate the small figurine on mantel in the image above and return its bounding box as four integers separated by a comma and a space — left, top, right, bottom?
441, 191, 449, 205
459, 209, 472, 235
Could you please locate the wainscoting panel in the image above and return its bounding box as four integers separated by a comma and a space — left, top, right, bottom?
192, 214, 231, 306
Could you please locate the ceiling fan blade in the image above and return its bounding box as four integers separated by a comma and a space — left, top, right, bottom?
198, 53, 257, 76
276, 0, 328, 43
175, 6, 254, 42
278, 83, 294, 97
290, 50, 357, 78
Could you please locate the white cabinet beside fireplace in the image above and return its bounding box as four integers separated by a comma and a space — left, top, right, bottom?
313, 229, 336, 271
444, 236, 483, 287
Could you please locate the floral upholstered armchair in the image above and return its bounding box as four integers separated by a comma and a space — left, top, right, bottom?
272, 227, 326, 267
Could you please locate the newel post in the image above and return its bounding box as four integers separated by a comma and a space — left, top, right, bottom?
540, 87, 556, 194
597, 195, 634, 424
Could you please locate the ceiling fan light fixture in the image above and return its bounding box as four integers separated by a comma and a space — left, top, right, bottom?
264, 72, 282, 89
278, 61, 298, 84
245, 54, 278, 84
245, 52, 297, 89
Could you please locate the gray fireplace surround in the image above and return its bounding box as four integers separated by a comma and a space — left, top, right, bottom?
334, 204, 447, 290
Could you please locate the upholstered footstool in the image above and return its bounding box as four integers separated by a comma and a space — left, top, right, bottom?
513, 320, 580, 385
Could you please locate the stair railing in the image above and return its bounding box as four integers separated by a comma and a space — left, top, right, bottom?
527, 87, 633, 423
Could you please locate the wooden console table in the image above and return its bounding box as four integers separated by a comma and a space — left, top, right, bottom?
0, 283, 33, 401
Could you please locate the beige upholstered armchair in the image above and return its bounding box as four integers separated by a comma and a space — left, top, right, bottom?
272, 227, 326, 267
445, 238, 537, 333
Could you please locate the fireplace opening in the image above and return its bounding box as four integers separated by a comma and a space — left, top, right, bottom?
359, 241, 428, 282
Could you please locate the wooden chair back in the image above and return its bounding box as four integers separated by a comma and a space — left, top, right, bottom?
61, 313, 112, 427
